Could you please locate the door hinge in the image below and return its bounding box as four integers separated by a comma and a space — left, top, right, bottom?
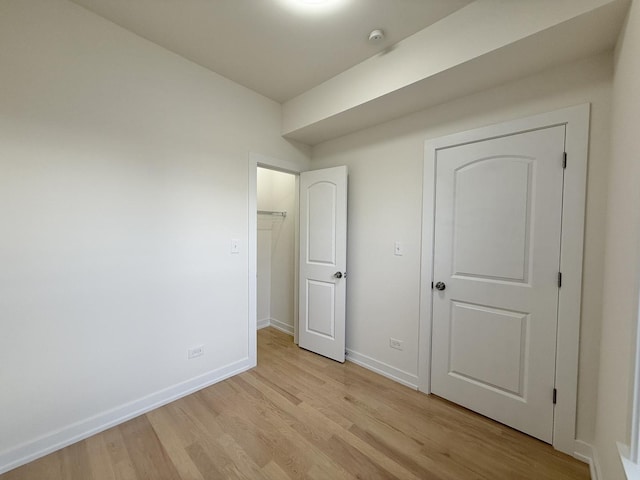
558, 272, 562, 288
431, 281, 434, 289
553, 388, 557, 404
563, 152, 567, 169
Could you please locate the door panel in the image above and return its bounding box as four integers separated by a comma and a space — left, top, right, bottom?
299, 166, 347, 362
431, 126, 565, 443
307, 280, 335, 338
307, 181, 337, 265
449, 301, 528, 397
453, 157, 532, 282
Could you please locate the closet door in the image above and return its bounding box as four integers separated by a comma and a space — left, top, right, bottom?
430, 126, 565, 442
299, 166, 348, 362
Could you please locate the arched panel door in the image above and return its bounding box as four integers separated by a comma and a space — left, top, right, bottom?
431, 126, 565, 443
299, 166, 347, 362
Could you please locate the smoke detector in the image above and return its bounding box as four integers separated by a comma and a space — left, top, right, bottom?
368, 29, 385, 42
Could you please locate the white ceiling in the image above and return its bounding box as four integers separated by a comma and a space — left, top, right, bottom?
70, 0, 473, 102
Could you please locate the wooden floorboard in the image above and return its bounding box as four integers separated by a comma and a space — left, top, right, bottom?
1, 327, 589, 480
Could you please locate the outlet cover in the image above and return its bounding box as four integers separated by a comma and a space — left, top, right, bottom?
389, 338, 403, 350
188, 345, 204, 359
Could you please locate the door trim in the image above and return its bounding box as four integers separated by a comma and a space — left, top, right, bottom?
248, 152, 305, 369
418, 104, 590, 455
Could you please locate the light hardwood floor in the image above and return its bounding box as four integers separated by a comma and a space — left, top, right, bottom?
2, 327, 589, 479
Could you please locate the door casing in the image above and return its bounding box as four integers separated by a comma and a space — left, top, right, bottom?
418, 104, 590, 455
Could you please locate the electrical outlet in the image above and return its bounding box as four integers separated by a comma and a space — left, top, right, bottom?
389, 338, 403, 350
188, 345, 204, 359
394, 241, 403, 256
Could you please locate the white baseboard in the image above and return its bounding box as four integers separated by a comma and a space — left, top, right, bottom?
574, 440, 602, 480
0, 357, 253, 475
345, 348, 418, 390
256, 318, 294, 336
270, 318, 294, 336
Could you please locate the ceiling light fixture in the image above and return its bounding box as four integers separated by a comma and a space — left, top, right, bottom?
278, 0, 348, 15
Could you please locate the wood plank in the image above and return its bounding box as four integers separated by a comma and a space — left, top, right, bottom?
85, 434, 117, 480
118, 416, 182, 480
60, 440, 93, 480
101, 425, 139, 480
145, 407, 205, 480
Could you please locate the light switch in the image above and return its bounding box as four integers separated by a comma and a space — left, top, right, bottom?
394, 241, 403, 256
231, 239, 240, 254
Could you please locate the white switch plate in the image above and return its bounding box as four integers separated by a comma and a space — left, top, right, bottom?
231, 238, 240, 254
394, 241, 403, 256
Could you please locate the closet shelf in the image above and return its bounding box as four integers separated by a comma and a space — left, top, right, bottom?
258, 210, 287, 218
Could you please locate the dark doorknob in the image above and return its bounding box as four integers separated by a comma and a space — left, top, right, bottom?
334, 271, 343, 279
434, 281, 446, 291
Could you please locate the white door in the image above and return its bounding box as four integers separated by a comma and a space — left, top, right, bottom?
299, 166, 348, 362
430, 126, 565, 443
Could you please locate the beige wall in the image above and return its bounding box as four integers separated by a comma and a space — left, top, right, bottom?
594, 1, 640, 478
0, 0, 308, 468
311, 53, 613, 444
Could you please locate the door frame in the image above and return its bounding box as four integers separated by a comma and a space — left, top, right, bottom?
418, 104, 590, 455
248, 152, 306, 368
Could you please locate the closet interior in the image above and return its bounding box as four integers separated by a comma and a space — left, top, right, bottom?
256, 167, 296, 336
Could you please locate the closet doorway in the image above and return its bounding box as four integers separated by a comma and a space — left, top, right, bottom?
248, 153, 348, 365
256, 167, 298, 338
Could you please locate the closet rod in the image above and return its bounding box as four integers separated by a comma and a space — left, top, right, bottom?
258, 210, 287, 218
